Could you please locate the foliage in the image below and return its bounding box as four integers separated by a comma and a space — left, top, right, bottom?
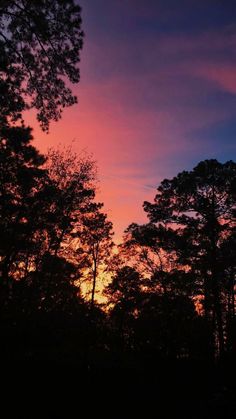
105, 159, 236, 360
0, 0, 235, 371
142, 159, 236, 357
0, 0, 83, 129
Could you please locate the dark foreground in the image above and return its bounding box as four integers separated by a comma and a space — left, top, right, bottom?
1, 358, 236, 418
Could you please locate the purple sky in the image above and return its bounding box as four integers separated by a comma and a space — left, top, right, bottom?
31, 0, 236, 240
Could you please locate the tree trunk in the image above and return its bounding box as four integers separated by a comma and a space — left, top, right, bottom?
210, 185, 224, 358
213, 287, 224, 358
91, 259, 97, 310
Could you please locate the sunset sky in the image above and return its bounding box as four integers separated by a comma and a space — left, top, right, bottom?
27, 0, 236, 241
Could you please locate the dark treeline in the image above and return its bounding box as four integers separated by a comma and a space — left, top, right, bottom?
0, 1, 236, 418
2, 130, 235, 368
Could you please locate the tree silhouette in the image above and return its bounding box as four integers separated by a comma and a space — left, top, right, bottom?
0, 126, 100, 312
76, 205, 114, 309
144, 159, 236, 358
45, 146, 97, 259
0, 124, 47, 290
0, 0, 83, 129
106, 266, 143, 357
122, 222, 181, 292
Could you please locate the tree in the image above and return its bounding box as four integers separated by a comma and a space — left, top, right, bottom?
133, 292, 198, 361
45, 145, 97, 259
144, 159, 236, 358
0, 124, 48, 288
0, 128, 100, 363
0, 0, 83, 129
0, 131, 98, 309
77, 205, 114, 309
219, 229, 236, 353
106, 266, 143, 356
106, 265, 199, 361
121, 222, 181, 293
0, 1, 99, 367
107, 266, 143, 312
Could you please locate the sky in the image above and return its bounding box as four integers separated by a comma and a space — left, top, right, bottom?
27, 0, 236, 241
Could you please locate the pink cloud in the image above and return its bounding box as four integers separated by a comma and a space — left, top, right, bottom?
191, 64, 236, 94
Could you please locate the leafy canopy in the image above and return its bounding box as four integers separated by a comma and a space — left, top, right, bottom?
0, 0, 84, 130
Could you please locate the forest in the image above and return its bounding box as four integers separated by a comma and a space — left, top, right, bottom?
0, 1, 236, 418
